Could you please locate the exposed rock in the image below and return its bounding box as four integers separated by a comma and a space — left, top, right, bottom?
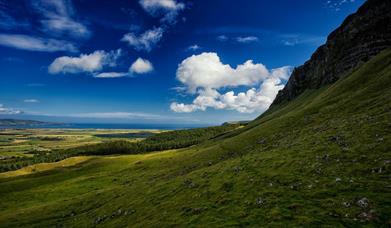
183, 179, 198, 188
342, 202, 351, 208
356, 197, 370, 208
357, 210, 376, 222
272, 0, 391, 105
256, 197, 265, 206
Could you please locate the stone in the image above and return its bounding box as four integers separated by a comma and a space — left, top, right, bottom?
342, 202, 351, 207
256, 197, 265, 206
357, 210, 376, 222
356, 197, 369, 208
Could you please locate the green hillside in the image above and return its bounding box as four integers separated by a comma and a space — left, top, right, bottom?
0, 49, 390, 227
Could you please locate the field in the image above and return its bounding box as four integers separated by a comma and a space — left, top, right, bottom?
0, 50, 390, 227
0, 129, 161, 159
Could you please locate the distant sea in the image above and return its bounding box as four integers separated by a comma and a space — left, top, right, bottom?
0, 123, 212, 130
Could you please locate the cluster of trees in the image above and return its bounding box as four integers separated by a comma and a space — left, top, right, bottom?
0, 151, 77, 172
70, 124, 241, 155
0, 124, 243, 172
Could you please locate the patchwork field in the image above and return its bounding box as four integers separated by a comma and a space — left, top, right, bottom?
0, 129, 161, 159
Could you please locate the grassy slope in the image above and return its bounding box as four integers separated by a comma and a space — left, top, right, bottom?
0, 50, 390, 227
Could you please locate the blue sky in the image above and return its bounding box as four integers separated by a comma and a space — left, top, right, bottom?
0, 0, 364, 125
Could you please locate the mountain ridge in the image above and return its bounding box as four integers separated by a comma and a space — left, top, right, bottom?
272, 0, 391, 105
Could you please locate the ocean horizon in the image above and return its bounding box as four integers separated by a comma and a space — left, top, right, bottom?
0, 123, 213, 130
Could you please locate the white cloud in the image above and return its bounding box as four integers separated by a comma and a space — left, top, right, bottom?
280, 34, 325, 47
130, 58, 154, 74
170, 103, 197, 113
187, 44, 201, 51
32, 0, 90, 39
0, 34, 77, 52
236, 36, 259, 43
176, 52, 271, 93
94, 57, 154, 78
326, 0, 356, 11
121, 27, 164, 52
217, 35, 228, 41
48, 49, 122, 74
93, 72, 129, 78
170, 52, 292, 113
24, 99, 39, 103
0, 104, 23, 115
139, 0, 185, 23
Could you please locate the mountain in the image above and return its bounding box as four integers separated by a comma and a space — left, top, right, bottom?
273, 0, 391, 105
0, 119, 51, 127
0, 0, 390, 227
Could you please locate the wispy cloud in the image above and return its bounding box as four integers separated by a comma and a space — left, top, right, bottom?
236, 36, 259, 43
280, 34, 325, 46
0, 34, 78, 52
187, 44, 201, 51
139, 0, 185, 24
326, 0, 357, 11
31, 0, 91, 39
23, 99, 39, 103
121, 27, 164, 52
216, 35, 228, 42
93, 72, 130, 78
26, 111, 200, 122
0, 104, 23, 115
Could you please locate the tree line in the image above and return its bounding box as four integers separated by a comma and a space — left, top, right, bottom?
0, 124, 243, 172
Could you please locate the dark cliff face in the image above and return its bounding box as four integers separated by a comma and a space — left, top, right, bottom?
272, 0, 391, 105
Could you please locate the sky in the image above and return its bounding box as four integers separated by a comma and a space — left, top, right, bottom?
0, 0, 365, 125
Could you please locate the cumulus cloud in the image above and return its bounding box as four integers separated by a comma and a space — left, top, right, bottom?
24, 99, 39, 103
32, 0, 90, 39
0, 104, 23, 115
93, 57, 154, 78
48, 49, 122, 74
139, 0, 185, 23
121, 27, 163, 52
0, 34, 77, 52
176, 52, 271, 93
170, 52, 292, 113
236, 36, 259, 43
130, 58, 154, 74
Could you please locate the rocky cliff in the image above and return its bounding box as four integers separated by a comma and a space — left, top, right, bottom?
272, 0, 391, 105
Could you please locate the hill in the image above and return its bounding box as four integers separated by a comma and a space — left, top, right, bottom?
0, 119, 50, 127
1, 47, 389, 227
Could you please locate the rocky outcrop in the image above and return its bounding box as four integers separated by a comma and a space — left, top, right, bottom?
272, 0, 391, 105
